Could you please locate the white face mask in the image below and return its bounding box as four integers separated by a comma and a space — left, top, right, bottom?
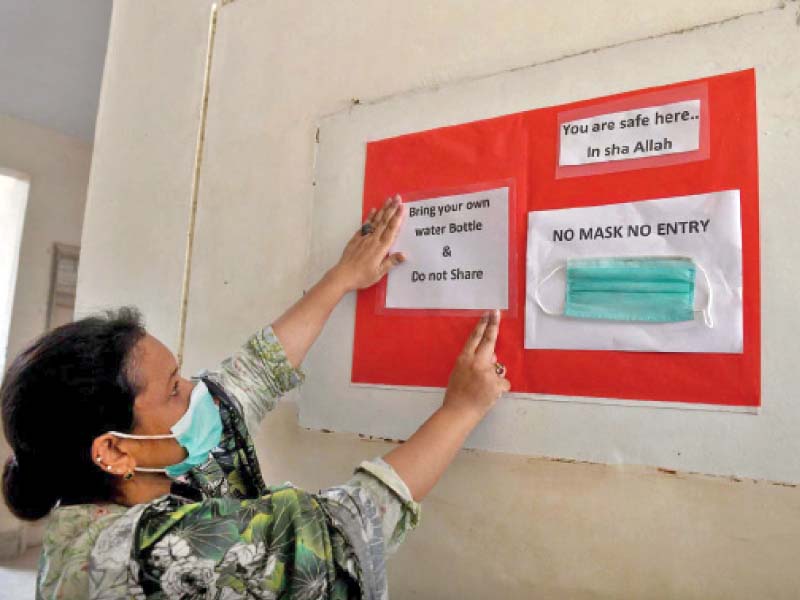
108, 381, 223, 478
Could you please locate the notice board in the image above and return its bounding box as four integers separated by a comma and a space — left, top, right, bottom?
303, 7, 800, 482
353, 69, 759, 408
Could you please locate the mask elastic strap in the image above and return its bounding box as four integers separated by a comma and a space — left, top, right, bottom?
694, 262, 714, 328
534, 265, 565, 316
108, 431, 176, 440
107, 430, 173, 474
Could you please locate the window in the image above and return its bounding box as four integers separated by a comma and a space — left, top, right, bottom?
0, 170, 30, 373
46, 243, 79, 330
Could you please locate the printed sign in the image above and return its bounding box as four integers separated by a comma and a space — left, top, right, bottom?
559, 99, 701, 166
386, 187, 509, 310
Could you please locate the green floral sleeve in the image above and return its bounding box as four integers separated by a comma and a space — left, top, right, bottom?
352, 458, 421, 555
200, 326, 305, 430
321, 458, 421, 557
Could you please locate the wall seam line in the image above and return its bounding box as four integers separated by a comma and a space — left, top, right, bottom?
176, 2, 220, 367
317, 3, 787, 121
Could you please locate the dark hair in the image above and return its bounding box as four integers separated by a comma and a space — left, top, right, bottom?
1, 307, 146, 520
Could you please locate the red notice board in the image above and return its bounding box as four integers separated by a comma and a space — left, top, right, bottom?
352, 69, 760, 407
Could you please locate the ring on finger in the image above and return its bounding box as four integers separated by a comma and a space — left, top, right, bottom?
494, 361, 506, 377
360, 222, 374, 236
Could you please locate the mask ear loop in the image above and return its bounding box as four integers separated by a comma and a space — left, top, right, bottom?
106, 431, 176, 473
534, 265, 565, 316
694, 262, 714, 328
108, 431, 176, 439
132, 466, 168, 473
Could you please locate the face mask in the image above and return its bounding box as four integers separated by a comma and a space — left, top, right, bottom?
534, 256, 713, 327
109, 380, 223, 478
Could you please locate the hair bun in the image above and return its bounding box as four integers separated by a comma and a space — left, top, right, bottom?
2, 454, 60, 521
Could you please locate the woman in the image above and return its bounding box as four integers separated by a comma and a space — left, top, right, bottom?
2, 196, 509, 599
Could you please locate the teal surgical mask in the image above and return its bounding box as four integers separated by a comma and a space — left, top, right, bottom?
109, 380, 223, 478
534, 256, 713, 327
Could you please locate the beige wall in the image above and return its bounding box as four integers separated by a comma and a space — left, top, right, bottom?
76, 1, 800, 598
0, 114, 92, 542
261, 402, 800, 599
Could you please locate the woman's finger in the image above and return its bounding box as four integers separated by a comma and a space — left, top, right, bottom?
374, 197, 401, 237
462, 313, 490, 356
380, 201, 404, 244
475, 310, 501, 361
376, 195, 400, 226
373, 196, 395, 228
378, 252, 405, 277
362, 201, 389, 237
355, 208, 378, 237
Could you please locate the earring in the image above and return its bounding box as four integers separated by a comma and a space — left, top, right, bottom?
124, 471, 134, 481
96, 455, 103, 463
106, 465, 113, 472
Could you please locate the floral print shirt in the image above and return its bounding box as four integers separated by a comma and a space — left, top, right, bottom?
36, 326, 420, 599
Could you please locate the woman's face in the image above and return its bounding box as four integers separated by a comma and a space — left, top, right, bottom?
127, 333, 195, 469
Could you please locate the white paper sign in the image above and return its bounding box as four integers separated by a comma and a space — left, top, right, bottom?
387, 187, 509, 310
559, 99, 701, 166
525, 190, 742, 353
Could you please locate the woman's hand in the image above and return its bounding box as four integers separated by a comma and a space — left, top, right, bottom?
329, 195, 405, 293
382, 310, 509, 501
442, 310, 510, 422
271, 195, 405, 368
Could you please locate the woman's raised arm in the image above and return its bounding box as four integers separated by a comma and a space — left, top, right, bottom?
272, 195, 405, 368
383, 309, 509, 501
